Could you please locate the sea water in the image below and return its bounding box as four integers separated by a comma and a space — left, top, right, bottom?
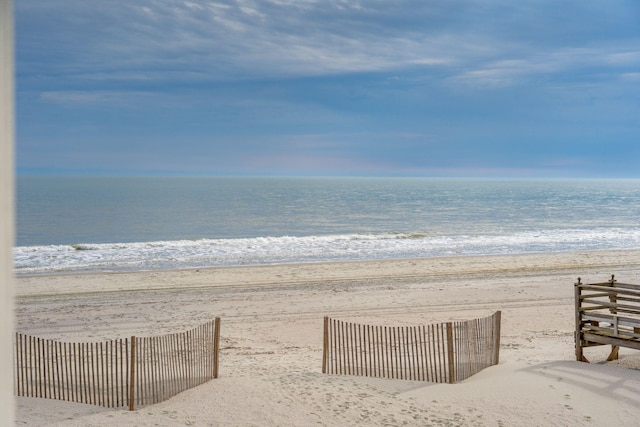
14, 176, 640, 275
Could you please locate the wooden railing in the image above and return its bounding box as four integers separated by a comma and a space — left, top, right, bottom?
575, 275, 640, 362
322, 312, 501, 383
14, 318, 220, 410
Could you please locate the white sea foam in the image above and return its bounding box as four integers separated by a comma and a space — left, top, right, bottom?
13, 227, 640, 275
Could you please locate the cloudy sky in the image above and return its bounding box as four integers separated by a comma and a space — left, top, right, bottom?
15, 0, 640, 177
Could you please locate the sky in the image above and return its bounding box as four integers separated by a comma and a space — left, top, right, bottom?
15, 0, 640, 177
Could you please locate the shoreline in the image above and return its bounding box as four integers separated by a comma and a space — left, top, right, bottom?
15, 248, 640, 298
15, 248, 640, 426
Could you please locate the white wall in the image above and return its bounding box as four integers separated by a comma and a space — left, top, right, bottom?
0, 0, 15, 423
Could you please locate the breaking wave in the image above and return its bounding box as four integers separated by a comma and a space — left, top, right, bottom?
14, 227, 640, 275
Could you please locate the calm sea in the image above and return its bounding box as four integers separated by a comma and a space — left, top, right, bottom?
14, 176, 640, 275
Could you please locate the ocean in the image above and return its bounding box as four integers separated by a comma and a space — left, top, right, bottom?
14, 176, 640, 276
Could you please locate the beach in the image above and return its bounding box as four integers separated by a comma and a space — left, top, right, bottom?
14, 249, 640, 426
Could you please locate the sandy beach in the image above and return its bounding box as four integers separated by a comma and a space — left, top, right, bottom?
14, 249, 640, 426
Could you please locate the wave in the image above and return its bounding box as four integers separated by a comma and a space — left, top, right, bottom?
70, 244, 100, 251
13, 228, 640, 275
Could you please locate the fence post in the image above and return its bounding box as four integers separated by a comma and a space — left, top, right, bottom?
128, 336, 136, 411
213, 318, 220, 379
493, 311, 501, 365
574, 278, 585, 362
322, 317, 328, 374
446, 322, 455, 384
14, 332, 19, 397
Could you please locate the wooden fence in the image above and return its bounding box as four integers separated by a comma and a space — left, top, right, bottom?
14, 318, 220, 410
575, 275, 640, 362
322, 312, 501, 383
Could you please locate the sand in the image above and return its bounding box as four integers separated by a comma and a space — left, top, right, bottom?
13, 249, 640, 426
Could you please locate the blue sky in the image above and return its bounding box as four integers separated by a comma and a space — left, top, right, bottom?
15, 0, 640, 177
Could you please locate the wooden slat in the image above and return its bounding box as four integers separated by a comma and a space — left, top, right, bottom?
611, 295, 640, 305
366, 324, 372, 377
583, 312, 640, 328
579, 284, 640, 297
580, 299, 640, 315
582, 324, 640, 339
582, 332, 640, 350
128, 336, 136, 411
162, 334, 170, 401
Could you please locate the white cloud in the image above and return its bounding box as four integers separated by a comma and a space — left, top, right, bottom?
39, 90, 162, 107
20, 1, 640, 102
16, 0, 493, 83
621, 72, 640, 81
444, 43, 640, 90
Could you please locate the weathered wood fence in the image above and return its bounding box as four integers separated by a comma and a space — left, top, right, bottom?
322, 312, 501, 383
14, 318, 220, 410
575, 275, 640, 362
